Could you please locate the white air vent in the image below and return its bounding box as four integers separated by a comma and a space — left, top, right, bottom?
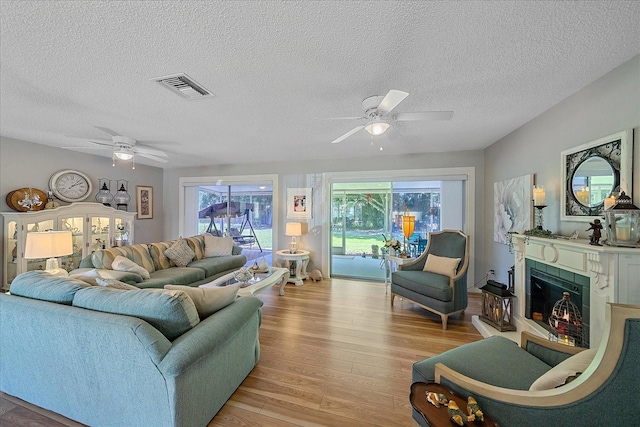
152, 73, 215, 100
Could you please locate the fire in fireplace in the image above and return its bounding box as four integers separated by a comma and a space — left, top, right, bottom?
525, 260, 590, 348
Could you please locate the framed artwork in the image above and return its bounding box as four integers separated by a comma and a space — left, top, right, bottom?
494, 174, 533, 244
136, 185, 153, 219
287, 187, 312, 219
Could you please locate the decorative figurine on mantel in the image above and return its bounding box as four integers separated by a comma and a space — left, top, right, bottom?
587, 219, 603, 246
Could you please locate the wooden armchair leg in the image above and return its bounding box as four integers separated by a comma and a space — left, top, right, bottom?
441, 314, 448, 330
390, 293, 395, 306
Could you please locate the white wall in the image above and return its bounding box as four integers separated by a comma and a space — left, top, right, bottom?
163, 150, 485, 283
0, 137, 165, 253
484, 54, 640, 284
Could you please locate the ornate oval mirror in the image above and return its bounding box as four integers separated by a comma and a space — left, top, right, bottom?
561, 129, 632, 221
571, 156, 615, 207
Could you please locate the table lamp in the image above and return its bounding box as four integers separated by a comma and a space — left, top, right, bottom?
285, 222, 302, 253
24, 230, 73, 277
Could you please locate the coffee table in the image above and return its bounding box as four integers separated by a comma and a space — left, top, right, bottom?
410, 382, 498, 427
200, 267, 290, 296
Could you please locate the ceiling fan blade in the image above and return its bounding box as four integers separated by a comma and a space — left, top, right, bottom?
94, 126, 120, 137
319, 116, 365, 121
393, 111, 454, 121
377, 90, 409, 115
62, 146, 110, 150
331, 125, 365, 144
137, 153, 169, 163
134, 146, 168, 157
89, 140, 116, 147
137, 140, 179, 146
384, 125, 402, 143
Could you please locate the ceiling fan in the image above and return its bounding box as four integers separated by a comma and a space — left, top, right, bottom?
328, 90, 453, 144
64, 126, 169, 168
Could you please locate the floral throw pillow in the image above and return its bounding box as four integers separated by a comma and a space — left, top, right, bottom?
164, 239, 196, 267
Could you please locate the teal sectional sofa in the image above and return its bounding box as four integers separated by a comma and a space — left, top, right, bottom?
69, 234, 247, 288
0, 271, 263, 427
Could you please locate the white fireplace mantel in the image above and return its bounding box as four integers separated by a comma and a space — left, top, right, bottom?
508, 234, 640, 348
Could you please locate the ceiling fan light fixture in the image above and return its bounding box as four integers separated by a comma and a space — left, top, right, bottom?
114, 150, 134, 160
365, 121, 390, 136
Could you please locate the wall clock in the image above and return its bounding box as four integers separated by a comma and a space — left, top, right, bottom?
49, 169, 93, 203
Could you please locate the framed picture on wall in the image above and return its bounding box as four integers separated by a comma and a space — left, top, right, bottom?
136, 185, 153, 220
493, 174, 533, 244
287, 187, 312, 220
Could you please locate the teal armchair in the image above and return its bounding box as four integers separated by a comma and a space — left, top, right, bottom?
412, 303, 640, 426
391, 229, 470, 330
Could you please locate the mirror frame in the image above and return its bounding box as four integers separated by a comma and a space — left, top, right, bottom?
561, 129, 632, 222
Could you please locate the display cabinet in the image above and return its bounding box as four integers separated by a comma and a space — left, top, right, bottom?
2, 202, 135, 287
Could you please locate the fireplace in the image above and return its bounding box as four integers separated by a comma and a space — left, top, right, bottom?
525, 260, 590, 348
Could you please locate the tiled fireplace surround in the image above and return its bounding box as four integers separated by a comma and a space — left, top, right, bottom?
473, 235, 640, 349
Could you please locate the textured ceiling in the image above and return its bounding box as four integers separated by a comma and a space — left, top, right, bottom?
1, 1, 639, 169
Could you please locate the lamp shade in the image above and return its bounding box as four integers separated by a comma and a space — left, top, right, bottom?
285, 222, 302, 236
25, 231, 73, 259
402, 215, 415, 240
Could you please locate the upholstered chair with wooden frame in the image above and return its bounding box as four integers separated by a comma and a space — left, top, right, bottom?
412, 303, 640, 426
390, 229, 469, 330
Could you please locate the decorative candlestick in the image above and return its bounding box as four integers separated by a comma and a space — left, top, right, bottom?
534, 205, 546, 230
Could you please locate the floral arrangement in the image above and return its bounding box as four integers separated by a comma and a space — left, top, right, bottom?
233, 267, 254, 284
382, 234, 402, 252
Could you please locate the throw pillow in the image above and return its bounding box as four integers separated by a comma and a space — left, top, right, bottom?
203, 234, 234, 257
111, 255, 151, 279
165, 283, 240, 318
96, 277, 139, 290
423, 254, 462, 277
70, 268, 104, 286
164, 239, 196, 267
529, 349, 597, 391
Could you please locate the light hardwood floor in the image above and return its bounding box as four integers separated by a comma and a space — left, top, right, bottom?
0, 278, 484, 426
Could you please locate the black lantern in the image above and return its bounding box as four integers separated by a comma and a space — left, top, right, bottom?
114, 180, 131, 211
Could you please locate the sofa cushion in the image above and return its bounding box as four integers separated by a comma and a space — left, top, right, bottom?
10, 271, 92, 305
69, 267, 143, 284
203, 234, 234, 257
73, 286, 200, 340
413, 335, 553, 390
392, 270, 453, 302
148, 241, 175, 270
529, 349, 597, 391
112, 255, 151, 279
187, 255, 247, 277
165, 239, 196, 267
423, 254, 461, 277
165, 283, 240, 318
185, 235, 206, 261
91, 244, 155, 273
135, 267, 207, 289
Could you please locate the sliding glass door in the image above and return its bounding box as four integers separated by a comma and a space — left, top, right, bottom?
330, 179, 463, 281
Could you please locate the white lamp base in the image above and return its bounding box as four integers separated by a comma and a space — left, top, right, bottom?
45, 258, 68, 277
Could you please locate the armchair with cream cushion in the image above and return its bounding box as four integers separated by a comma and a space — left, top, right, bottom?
390, 229, 469, 330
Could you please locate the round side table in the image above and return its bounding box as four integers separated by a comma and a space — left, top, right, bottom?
275, 249, 310, 286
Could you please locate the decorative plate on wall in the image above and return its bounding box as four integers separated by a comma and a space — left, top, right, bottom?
6, 188, 48, 212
